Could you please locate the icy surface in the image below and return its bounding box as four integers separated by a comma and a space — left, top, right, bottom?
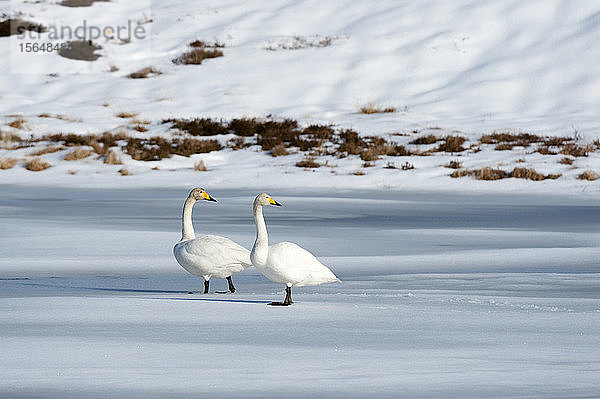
1, 186, 599, 398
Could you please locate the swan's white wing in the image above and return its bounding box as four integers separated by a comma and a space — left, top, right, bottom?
266, 242, 340, 286
174, 235, 252, 279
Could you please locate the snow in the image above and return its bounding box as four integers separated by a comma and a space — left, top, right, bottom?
1, 186, 599, 398
1, 0, 599, 195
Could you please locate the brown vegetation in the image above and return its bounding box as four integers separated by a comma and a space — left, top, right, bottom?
30, 146, 64, 156
559, 143, 591, 157
410, 135, 438, 145
359, 103, 396, 114
0, 157, 18, 169
451, 167, 506, 180
129, 67, 161, 79
559, 157, 574, 165
436, 135, 466, 152
271, 144, 289, 157
451, 166, 560, 181
445, 160, 462, 169
577, 170, 598, 181
8, 118, 26, 129
173, 48, 223, 65
133, 125, 148, 132
189, 40, 224, 48
64, 147, 92, 161
163, 117, 228, 136
296, 156, 320, 168
25, 158, 51, 171
116, 112, 138, 119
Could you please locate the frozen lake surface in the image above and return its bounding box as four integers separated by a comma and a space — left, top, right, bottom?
1, 185, 599, 398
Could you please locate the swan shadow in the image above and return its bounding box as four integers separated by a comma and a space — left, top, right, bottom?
19, 282, 192, 294
18, 282, 271, 303
144, 297, 271, 304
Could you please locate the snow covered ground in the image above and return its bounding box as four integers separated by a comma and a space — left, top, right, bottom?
1, 186, 599, 398
1, 0, 599, 192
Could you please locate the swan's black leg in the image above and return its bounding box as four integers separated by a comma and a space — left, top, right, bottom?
268, 286, 292, 306
227, 276, 236, 293
284, 286, 292, 305
204, 280, 210, 294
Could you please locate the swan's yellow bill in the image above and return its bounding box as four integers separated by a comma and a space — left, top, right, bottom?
268, 197, 282, 206
202, 191, 217, 202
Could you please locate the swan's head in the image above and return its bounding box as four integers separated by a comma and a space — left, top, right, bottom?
254, 192, 282, 207
189, 187, 217, 202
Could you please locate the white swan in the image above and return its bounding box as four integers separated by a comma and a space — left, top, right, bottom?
173, 188, 252, 294
250, 193, 340, 306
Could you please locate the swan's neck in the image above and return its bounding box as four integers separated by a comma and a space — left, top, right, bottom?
181, 196, 197, 241
251, 202, 269, 266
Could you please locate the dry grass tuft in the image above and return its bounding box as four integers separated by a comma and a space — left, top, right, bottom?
352, 170, 366, 176
495, 143, 515, 151
25, 158, 51, 171
227, 136, 251, 150
559, 157, 574, 165
445, 160, 462, 169
229, 118, 263, 137
189, 40, 224, 48
163, 117, 228, 136
0, 157, 18, 169
133, 125, 148, 132
194, 160, 208, 171
451, 167, 507, 180
64, 147, 92, 161
536, 146, 557, 155
129, 66, 162, 79
30, 145, 64, 156
452, 166, 560, 181
359, 103, 396, 114
510, 167, 546, 181
436, 135, 466, 153
271, 144, 289, 157
296, 156, 320, 168
104, 149, 122, 165
577, 170, 598, 181
8, 118, 26, 129
560, 143, 591, 157
116, 112, 138, 119
173, 48, 223, 65
480, 132, 543, 145
410, 135, 438, 145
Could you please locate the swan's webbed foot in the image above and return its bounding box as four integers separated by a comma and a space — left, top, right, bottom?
268, 286, 293, 306
203, 280, 210, 294
227, 276, 236, 293
268, 301, 291, 306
